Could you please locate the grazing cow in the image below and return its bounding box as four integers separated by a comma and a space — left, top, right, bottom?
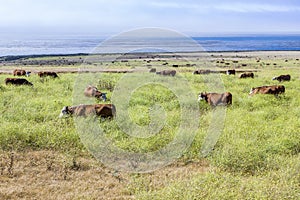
272, 74, 291, 82
84, 85, 106, 101
240, 72, 254, 79
249, 85, 285, 96
38, 71, 59, 78
149, 68, 156, 73
198, 92, 232, 106
226, 69, 236, 75
13, 69, 26, 76
156, 70, 176, 76
193, 69, 211, 75
5, 78, 33, 86
59, 104, 115, 118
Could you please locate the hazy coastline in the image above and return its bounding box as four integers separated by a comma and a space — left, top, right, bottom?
1, 50, 299, 75
1, 34, 300, 57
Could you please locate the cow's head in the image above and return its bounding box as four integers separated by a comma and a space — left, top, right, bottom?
249, 88, 255, 95
87, 85, 98, 93
26, 72, 31, 77
94, 90, 102, 98
94, 92, 107, 102
59, 106, 72, 118
272, 77, 277, 80
101, 93, 107, 102
198, 92, 207, 101
27, 82, 34, 86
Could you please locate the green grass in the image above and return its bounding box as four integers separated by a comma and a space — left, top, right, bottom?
0, 63, 299, 199
134, 157, 300, 199
0, 74, 81, 151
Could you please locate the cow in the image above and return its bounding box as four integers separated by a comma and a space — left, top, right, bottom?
240, 72, 254, 79
226, 69, 236, 75
156, 70, 176, 76
13, 69, 26, 76
193, 69, 211, 75
84, 85, 106, 101
249, 85, 285, 96
198, 92, 232, 106
59, 104, 116, 118
5, 78, 33, 86
272, 74, 291, 82
149, 68, 156, 73
38, 71, 59, 78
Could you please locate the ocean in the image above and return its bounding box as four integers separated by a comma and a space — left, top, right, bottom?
0, 34, 300, 56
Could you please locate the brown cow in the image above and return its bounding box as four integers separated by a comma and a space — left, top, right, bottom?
38, 71, 59, 78
240, 72, 254, 79
193, 69, 211, 75
249, 85, 285, 96
13, 69, 26, 76
156, 70, 176, 76
59, 104, 116, 118
198, 92, 232, 106
272, 74, 291, 82
149, 68, 156, 73
84, 85, 106, 101
5, 78, 33, 86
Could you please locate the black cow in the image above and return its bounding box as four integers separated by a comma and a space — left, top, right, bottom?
240, 72, 254, 79
5, 78, 33, 86
272, 74, 291, 82
226, 69, 236, 75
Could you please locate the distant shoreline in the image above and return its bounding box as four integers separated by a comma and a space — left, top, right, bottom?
0, 50, 299, 75
1, 50, 300, 61
1, 34, 300, 57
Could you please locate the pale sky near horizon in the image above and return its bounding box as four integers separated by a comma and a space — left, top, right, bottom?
0, 0, 300, 36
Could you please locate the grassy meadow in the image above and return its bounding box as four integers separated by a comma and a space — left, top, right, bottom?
0, 52, 299, 199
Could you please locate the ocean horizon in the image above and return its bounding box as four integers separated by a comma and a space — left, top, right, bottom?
1, 34, 300, 57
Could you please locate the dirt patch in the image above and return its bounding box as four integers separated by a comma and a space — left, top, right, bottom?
0, 151, 210, 200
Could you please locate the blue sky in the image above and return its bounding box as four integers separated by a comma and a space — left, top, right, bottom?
0, 0, 300, 36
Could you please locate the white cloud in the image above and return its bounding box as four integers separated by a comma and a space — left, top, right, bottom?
148, 1, 300, 13
0, 0, 299, 34
214, 3, 300, 13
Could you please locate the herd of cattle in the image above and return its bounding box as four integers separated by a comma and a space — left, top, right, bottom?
3, 68, 292, 118
195, 69, 290, 106
4, 69, 59, 86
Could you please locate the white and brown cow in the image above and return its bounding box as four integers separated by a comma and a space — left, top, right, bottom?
198, 92, 232, 106
249, 85, 285, 96
38, 71, 59, 78
59, 104, 115, 118
84, 85, 106, 101
13, 69, 26, 76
